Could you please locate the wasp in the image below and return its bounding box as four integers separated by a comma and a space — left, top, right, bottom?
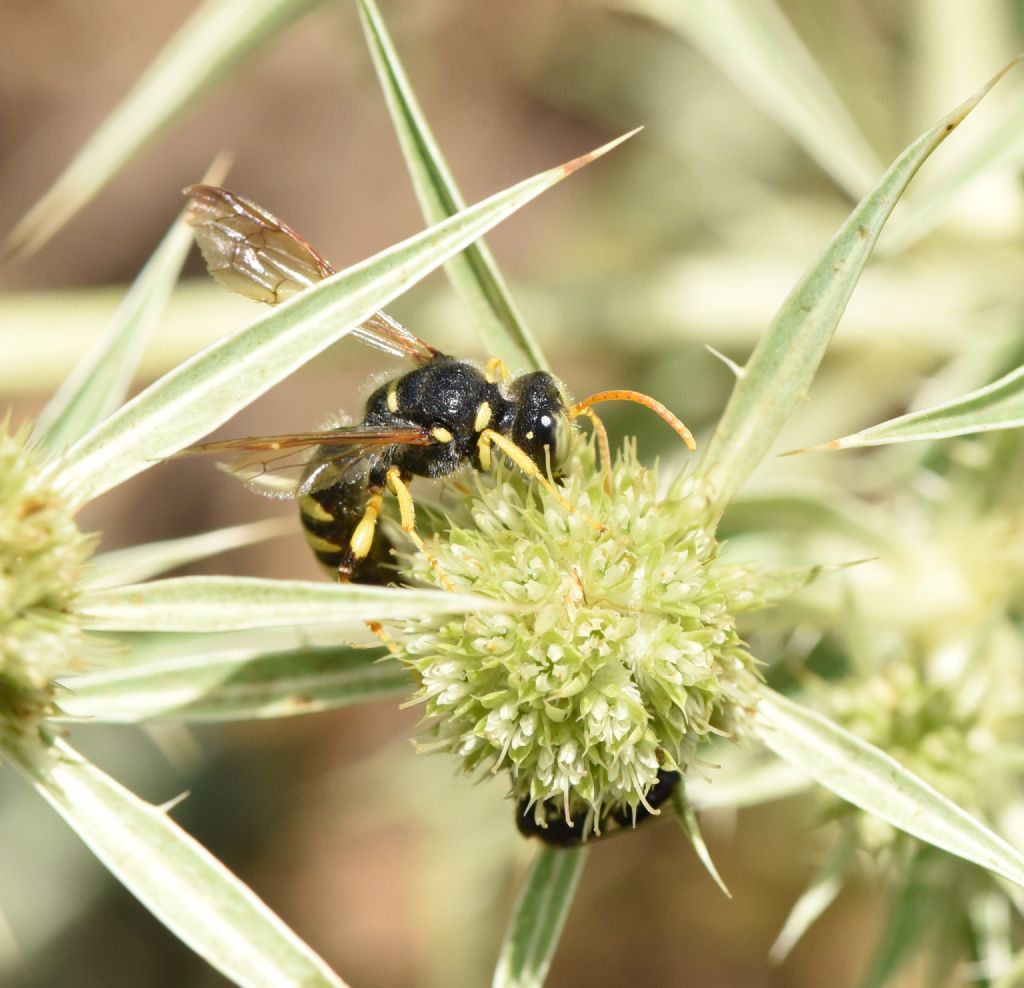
516, 769, 681, 846
178, 184, 696, 588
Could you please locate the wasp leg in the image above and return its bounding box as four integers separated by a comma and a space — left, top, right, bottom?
385, 466, 456, 592
366, 621, 400, 656
478, 430, 606, 533
484, 357, 510, 385
570, 405, 612, 494
335, 488, 384, 581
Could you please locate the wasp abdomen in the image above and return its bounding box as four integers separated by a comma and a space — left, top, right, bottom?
298, 462, 393, 582
516, 769, 681, 846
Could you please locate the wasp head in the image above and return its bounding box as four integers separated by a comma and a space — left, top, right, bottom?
508, 372, 573, 476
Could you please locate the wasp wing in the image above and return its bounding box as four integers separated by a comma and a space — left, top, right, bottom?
184, 185, 441, 364
174, 425, 435, 499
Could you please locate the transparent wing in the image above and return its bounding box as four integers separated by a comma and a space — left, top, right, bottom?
173, 425, 435, 499
184, 185, 441, 364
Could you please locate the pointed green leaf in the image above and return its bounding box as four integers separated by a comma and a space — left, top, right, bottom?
718, 558, 870, 613
32, 212, 194, 456
6, 0, 325, 257
85, 519, 292, 589
357, 0, 549, 372
883, 92, 1024, 252
671, 784, 730, 898
628, 0, 882, 197
492, 847, 587, 988
797, 362, 1024, 452
12, 737, 347, 988
44, 134, 633, 506
76, 576, 507, 632
696, 61, 1018, 514
769, 826, 855, 962
751, 687, 1024, 887
57, 644, 406, 722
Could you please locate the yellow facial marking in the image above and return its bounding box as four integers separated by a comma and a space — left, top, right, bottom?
431, 426, 454, 443
386, 381, 400, 414
474, 401, 492, 432
525, 430, 534, 441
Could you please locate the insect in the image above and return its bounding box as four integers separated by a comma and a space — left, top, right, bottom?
516, 769, 681, 846
178, 184, 696, 587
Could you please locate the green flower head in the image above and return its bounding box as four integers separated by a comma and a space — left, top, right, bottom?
395, 440, 760, 836
0, 422, 91, 740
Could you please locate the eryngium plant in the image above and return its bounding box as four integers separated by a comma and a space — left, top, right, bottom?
7, 0, 1024, 985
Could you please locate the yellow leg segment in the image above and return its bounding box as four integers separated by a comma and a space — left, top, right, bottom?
385, 467, 455, 592
479, 430, 606, 532
367, 621, 400, 655
348, 491, 383, 562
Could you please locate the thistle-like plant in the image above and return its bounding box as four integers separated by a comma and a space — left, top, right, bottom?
7, 2, 1024, 987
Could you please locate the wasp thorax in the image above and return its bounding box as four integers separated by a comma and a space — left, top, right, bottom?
507, 372, 573, 474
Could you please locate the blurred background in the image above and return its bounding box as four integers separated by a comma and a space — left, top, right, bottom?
2, 1, 1024, 985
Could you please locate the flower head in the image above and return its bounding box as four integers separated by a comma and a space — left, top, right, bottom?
396, 440, 760, 835
0, 422, 91, 742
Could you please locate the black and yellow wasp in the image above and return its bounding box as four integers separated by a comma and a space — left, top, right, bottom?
178, 184, 695, 587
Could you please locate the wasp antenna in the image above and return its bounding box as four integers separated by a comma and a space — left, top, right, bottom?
571, 390, 696, 452
572, 405, 613, 492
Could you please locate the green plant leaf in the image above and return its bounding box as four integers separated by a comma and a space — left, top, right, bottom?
44, 134, 634, 506
6, 0, 325, 257
769, 825, 856, 962
696, 60, 1018, 514
76, 576, 506, 632
883, 92, 1024, 253
357, 0, 550, 372
627, 0, 882, 198
85, 519, 292, 589
12, 737, 347, 988
752, 687, 1024, 887
794, 362, 1024, 452
671, 784, 730, 898
718, 559, 870, 613
492, 847, 587, 988
57, 644, 406, 722
32, 210, 194, 456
